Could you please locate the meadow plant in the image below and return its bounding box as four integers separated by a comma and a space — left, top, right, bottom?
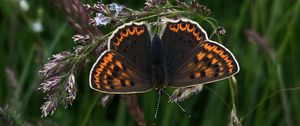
38, 0, 237, 125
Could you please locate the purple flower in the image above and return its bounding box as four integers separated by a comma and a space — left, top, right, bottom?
93, 2, 110, 14
39, 62, 57, 77
65, 73, 76, 107
145, 0, 166, 7
216, 26, 226, 35
49, 51, 71, 62
39, 51, 71, 77
108, 3, 124, 16
38, 76, 61, 93
93, 13, 111, 26
72, 34, 90, 45
40, 98, 58, 118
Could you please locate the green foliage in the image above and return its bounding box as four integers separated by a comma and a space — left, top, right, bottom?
1, 0, 300, 126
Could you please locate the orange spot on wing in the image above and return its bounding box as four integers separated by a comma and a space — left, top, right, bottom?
203, 43, 216, 51
205, 68, 214, 77
115, 60, 123, 69
109, 64, 115, 70
213, 47, 222, 54
113, 79, 121, 89
207, 54, 213, 59
218, 50, 227, 58
103, 80, 108, 85
95, 65, 104, 73
127, 27, 136, 36
187, 24, 195, 33
100, 59, 109, 66
121, 73, 129, 78
226, 61, 234, 70
197, 62, 204, 69
217, 63, 224, 71
104, 85, 111, 89
95, 82, 101, 89
197, 52, 206, 60
94, 76, 100, 83
114, 41, 121, 46
219, 67, 224, 72
193, 30, 200, 39
194, 72, 201, 78
125, 80, 131, 86
179, 23, 187, 31
104, 53, 115, 62
169, 24, 179, 32
196, 35, 202, 41
106, 69, 112, 76
219, 72, 224, 76
121, 30, 129, 37
117, 34, 124, 42
136, 27, 145, 36
212, 58, 218, 64
222, 56, 234, 70
103, 75, 107, 79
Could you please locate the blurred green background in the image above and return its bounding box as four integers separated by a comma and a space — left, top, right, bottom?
1, 0, 300, 126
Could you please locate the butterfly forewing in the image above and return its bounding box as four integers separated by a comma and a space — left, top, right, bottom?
108, 22, 152, 74
89, 50, 152, 94
89, 22, 154, 94
161, 18, 208, 75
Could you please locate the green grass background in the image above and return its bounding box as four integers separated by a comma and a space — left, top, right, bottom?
1, 0, 300, 125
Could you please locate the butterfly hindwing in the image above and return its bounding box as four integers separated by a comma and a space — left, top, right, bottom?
168, 40, 239, 87
108, 22, 151, 74
89, 50, 152, 94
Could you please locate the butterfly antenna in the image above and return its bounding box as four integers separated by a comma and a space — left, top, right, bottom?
162, 89, 191, 118
154, 89, 162, 119
153, 89, 162, 125
209, 32, 216, 39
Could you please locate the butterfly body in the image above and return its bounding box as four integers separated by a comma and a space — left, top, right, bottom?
150, 34, 168, 89
89, 18, 239, 94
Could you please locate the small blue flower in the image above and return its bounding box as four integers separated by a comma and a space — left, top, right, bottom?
94, 13, 111, 26
108, 3, 124, 16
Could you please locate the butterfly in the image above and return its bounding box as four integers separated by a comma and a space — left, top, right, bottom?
89, 18, 239, 94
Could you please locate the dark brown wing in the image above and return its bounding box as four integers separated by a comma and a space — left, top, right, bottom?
89, 50, 152, 94
169, 40, 239, 87
161, 18, 239, 88
108, 22, 151, 74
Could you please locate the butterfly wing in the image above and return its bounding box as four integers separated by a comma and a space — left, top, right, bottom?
161, 18, 208, 74
89, 22, 153, 94
108, 22, 151, 73
89, 50, 152, 94
161, 18, 239, 88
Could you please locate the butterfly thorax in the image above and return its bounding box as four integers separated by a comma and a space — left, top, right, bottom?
151, 35, 167, 89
